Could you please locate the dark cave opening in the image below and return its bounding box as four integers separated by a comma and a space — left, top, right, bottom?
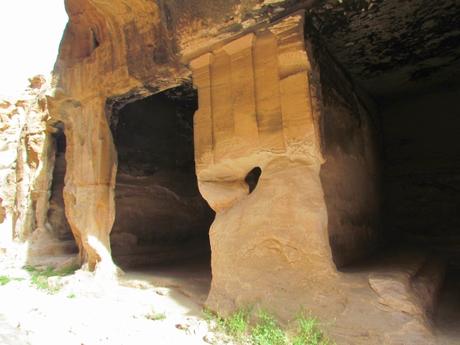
310, 0, 460, 333
245, 167, 262, 194
380, 87, 460, 336
317, 59, 460, 339
110, 85, 215, 270
48, 129, 72, 239
46, 127, 77, 255
381, 88, 460, 268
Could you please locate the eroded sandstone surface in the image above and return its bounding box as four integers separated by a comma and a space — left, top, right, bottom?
1, 0, 460, 344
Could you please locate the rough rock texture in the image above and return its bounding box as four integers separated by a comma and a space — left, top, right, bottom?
0, 78, 51, 245
310, 0, 460, 100
187, 14, 442, 344
40, 0, 458, 343
0, 76, 75, 261
190, 13, 335, 313
312, 30, 383, 268
50, 0, 319, 272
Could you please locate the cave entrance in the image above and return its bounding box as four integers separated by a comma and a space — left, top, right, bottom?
30, 126, 78, 263
310, 1, 460, 338
110, 84, 214, 296
380, 87, 460, 336
318, 61, 460, 342
48, 127, 74, 243
381, 88, 460, 265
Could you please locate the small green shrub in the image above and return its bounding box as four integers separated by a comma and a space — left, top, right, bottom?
292, 314, 332, 345
251, 311, 287, 345
203, 308, 334, 345
67, 293, 76, 299
0, 275, 11, 286
0, 276, 24, 286
223, 308, 251, 338
204, 307, 250, 339
202, 308, 215, 322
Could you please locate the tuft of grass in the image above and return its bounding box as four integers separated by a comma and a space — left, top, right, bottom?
222, 308, 251, 338
291, 314, 332, 345
67, 293, 76, 299
0, 276, 24, 286
204, 307, 250, 339
202, 307, 215, 322
203, 308, 334, 345
145, 311, 167, 321
0, 275, 11, 286
251, 311, 287, 345
23, 265, 76, 293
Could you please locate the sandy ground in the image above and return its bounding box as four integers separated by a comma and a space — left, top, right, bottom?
2, 254, 459, 345
0, 260, 220, 345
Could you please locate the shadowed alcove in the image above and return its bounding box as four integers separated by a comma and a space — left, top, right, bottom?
310, 0, 460, 339
109, 85, 215, 270
27, 124, 78, 265
48, 127, 74, 243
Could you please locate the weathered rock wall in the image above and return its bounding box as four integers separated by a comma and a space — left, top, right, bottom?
50, 0, 382, 316
382, 87, 460, 265
18, 2, 449, 343
50, 0, 320, 271
187, 18, 441, 344
190, 13, 335, 315
0, 78, 60, 255
312, 36, 383, 268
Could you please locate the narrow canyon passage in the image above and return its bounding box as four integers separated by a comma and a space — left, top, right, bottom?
110, 85, 215, 286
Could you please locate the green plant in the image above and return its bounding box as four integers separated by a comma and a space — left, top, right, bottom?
145, 311, 166, 321
292, 316, 331, 345
23, 265, 75, 293
29, 268, 57, 292
251, 311, 287, 345
204, 307, 250, 339
0, 276, 24, 286
223, 308, 250, 338
0, 275, 11, 286
67, 293, 76, 299
203, 307, 334, 345
202, 307, 215, 322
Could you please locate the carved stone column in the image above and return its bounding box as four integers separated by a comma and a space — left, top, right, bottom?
49, 95, 117, 274
190, 13, 336, 314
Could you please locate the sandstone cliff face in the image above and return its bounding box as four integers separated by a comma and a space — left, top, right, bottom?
312, 33, 383, 268
50, 0, 320, 273
50, 0, 186, 272
190, 14, 335, 313
0, 77, 74, 261
42, 1, 457, 343
0, 78, 50, 245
